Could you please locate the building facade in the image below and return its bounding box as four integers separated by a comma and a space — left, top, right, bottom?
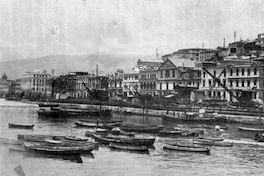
156, 59, 201, 96
20, 70, 51, 96
162, 48, 217, 62
198, 58, 264, 102
0, 73, 10, 97
123, 72, 140, 98
108, 69, 123, 97
139, 69, 158, 96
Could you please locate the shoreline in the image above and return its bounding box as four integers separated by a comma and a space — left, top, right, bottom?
18, 99, 264, 125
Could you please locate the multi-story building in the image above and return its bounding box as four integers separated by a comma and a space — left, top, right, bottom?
9, 79, 22, 95
139, 69, 158, 96
162, 48, 217, 62
0, 73, 10, 97
20, 70, 51, 96
74, 72, 108, 98
198, 58, 264, 102
123, 72, 140, 98
156, 58, 201, 96
108, 69, 123, 97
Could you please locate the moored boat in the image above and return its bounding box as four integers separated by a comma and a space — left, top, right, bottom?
120, 124, 165, 133
90, 133, 155, 146
9, 123, 34, 129
198, 136, 224, 141
193, 139, 233, 147
38, 103, 59, 108
109, 142, 148, 152
238, 126, 264, 132
23, 142, 94, 155
158, 129, 182, 137
163, 144, 210, 153
37, 109, 61, 117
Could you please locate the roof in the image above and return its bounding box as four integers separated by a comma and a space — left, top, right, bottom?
170, 58, 196, 68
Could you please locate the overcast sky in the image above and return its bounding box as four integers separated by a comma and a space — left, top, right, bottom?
0, 0, 264, 62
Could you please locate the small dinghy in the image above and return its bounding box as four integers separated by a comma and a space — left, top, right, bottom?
9, 123, 34, 129
194, 139, 233, 147
109, 143, 149, 152
163, 144, 210, 153
238, 127, 264, 132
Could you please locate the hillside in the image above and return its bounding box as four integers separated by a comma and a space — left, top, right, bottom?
0, 53, 146, 79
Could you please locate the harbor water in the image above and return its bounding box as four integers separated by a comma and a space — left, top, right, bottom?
0, 99, 264, 176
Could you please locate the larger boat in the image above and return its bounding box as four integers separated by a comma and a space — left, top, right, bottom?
9, 123, 34, 129
238, 126, 264, 132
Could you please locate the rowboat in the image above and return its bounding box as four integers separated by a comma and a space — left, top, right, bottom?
37, 109, 61, 117
74, 120, 120, 129
193, 139, 233, 147
9, 123, 34, 129
38, 103, 59, 108
109, 142, 149, 152
198, 136, 224, 141
238, 126, 264, 132
23, 142, 95, 155
163, 144, 210, 153
91, 133, 155, 146
120, 124, 165, 133
158, 129, 182, 137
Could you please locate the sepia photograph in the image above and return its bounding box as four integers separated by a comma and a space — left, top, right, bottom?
1, 0, 264, 175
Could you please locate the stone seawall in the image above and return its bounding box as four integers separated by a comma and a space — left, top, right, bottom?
24, 100, 264, 124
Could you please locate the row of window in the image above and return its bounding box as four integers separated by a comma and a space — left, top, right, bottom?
203, 68, 258, 78
203, 79, 258, 87
123, 75, 139, 80
207, 91, 257, 99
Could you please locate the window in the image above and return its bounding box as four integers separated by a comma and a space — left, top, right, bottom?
254, 79, 257, 86
160, 83, 162, 90
135, 75, 138, 80
160, 71, 163, 78
203, 80, 205, 87
172, 70, 175, 77
230, 69, 233, 76
247, 68, 250, 76
247, 80, 250, 87
223, 91, 226, 98
241, 80, 244, 87
209, 80, 212, 86
230, 80, 233, 87
203, 72, 206, 78
165, 70, 170, 78
166, 82, 169, 90
223, 69, 226, 77
236, 80, 239, 87
217, 92, 221, 97
236, 69, 239, 76
254, 68, 257, 75
241, 68, 244, 76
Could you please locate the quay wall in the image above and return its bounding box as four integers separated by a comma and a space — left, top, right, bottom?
23, 100, 264, 125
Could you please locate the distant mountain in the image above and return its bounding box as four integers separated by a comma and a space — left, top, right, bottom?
0, 53, 155, 80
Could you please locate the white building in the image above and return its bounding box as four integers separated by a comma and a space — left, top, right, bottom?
20, 70, 51, 95
123, 72, 140, 98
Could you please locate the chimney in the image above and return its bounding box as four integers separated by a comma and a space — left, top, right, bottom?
234, 31, 236, 42
223, 38, 225, 48
96, 64, 98, 76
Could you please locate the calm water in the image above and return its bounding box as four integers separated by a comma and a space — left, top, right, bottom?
0, 99, 264, 176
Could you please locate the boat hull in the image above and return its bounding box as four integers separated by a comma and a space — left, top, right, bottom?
9, 123, 34, 129
109, 143, 148, 151
163, 144, 210, 153
238, 127, 264, 132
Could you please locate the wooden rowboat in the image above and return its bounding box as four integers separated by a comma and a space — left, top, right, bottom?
163, 144, 210, 153
193, 139, 233, 147
158, 129, 182, 137
198, 136, 224, 141
91, 133, 155, 146
23, 142, 95, 155
9, 123, 34, 129
109, 143, 149, 152
238, 126, 264, 132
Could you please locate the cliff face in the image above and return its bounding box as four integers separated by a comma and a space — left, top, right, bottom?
0, 53, 143, 79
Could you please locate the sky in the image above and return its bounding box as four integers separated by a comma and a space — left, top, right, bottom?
0, 0, 264, 62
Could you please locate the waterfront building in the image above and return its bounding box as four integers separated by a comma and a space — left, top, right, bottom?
20, 70, 51, 96
74, 72, 108, 98
123, 72, 140, 98
197, 57, 264, 102
108, 69, 123, 97
162, 48, 217, 62
0, 73, 10, 97
9, 79, 22, 95
156, 58, 201, 97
